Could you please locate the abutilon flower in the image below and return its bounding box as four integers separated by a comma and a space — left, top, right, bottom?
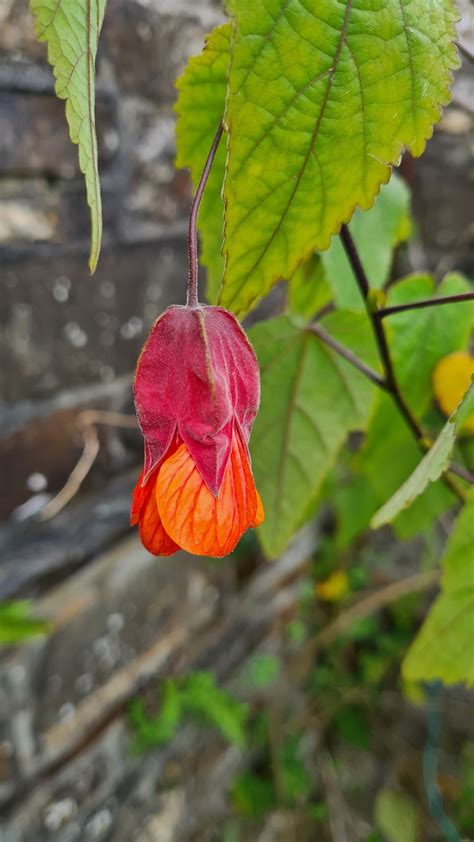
131, 304, 264, 557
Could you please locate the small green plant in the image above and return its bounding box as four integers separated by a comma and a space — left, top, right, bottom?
129, 671, 249, 754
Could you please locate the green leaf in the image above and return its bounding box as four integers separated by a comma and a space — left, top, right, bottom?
129, 671, 248, 752
403, 490, 474, 687
288, 254, 332, 320
321, 173, 411, 310
175, 24, 231, 302
220, 0, 458, 315
375, 789, 419, 842
250, 312, 379, 557
30, 0, 107, 272
180, 672, 248, 747
372, 383, 474, 528
0, 601, 50, 645
333, 473, 379, 549
129, 680, 182, 753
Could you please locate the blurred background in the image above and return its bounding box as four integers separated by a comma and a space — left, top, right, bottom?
0, 1, 473, 840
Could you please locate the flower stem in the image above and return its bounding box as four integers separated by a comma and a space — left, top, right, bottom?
376, 291, 474, 319
187, 122, 224, 308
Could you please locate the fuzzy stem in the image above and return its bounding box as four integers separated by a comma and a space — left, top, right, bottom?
187, 122, 224, 308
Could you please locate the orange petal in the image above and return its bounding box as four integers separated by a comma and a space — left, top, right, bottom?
156, 429, 264, 557
252, 491, 265, 528
131, 468, 179, 556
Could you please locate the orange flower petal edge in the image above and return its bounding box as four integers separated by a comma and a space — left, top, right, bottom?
131, 468, 180, 557
156, 428, 264, 558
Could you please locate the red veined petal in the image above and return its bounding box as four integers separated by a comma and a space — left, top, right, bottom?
156, 428, 264, 557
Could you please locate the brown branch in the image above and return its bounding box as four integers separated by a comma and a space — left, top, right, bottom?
39, 411, 138, 521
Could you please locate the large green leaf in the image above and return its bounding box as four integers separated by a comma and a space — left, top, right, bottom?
321, 173, 411, 310
175, 24, 231, 302
220, 0, 458, 315
250, 312, 379, 557
30, 0, 107, 272
403, 490, 474, 687
372, 383, 474, 528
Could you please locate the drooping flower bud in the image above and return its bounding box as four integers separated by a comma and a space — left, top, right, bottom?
131, 303, 264, 557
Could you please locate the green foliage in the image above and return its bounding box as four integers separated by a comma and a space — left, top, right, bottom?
278, 733, 312, 804
129, 671, 249, 753
175, 24, 231, 301
30, 0, 107, 272
250, 312, 379, 556
403, 491, 474, 687
231, 771, 276, 818
374, 789, 419, 842
334, 704, 371, 750
322, 173, 411, 310
0, 601, 50, 645
372, 382, 474, 528
241, 654, 281, 690
220, 0, 458, 315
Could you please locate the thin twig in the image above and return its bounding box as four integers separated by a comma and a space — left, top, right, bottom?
377, 290, 474, 318
339, 225, 467, 500
38, 411, 137, 521
187, 122, 224, 307
307, 322, 386, 389
39, 426, 100, 521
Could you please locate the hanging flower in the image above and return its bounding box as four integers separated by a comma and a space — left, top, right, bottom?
131, 304, 264, 557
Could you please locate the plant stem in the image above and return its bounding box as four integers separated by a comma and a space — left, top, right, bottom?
339, 225, 467, 499
340, 225, 424, 441
377, 291, 474, 319
307, 322, 386, 389
187, 122, 224, 308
